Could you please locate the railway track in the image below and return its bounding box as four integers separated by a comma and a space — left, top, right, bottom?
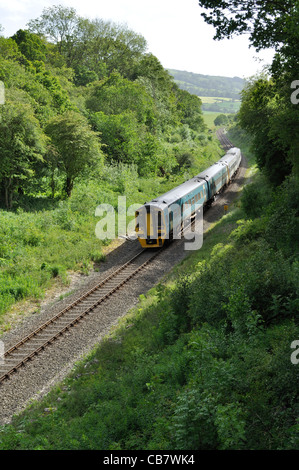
0, 214, 200, 385
0, 128, 234, 386
0, 248, 162, 384
0, 216, 200, 385
216, 128, 233, 150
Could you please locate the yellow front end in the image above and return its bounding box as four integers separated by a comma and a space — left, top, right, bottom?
135, 207, 166, 248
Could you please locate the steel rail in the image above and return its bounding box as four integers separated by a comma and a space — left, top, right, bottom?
0, 248, 162, 384
0, 128, 236, 385
216, 128, 234, 150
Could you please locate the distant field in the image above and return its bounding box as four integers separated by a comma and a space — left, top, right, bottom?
168, 69, 244, 114
202, 112, 227, 129
202, 111, 236, 130
199, 96, 241, 113
199, 96, 234, 103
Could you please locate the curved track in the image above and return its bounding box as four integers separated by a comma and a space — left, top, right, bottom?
0, 127, 236, 386
0, 248, 161, 384
216, 128, 234, 151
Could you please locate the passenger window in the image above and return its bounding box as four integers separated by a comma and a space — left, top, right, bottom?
158, 211, 162, 229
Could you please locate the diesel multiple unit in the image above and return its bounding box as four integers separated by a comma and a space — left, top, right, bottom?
135, 147, 241, 248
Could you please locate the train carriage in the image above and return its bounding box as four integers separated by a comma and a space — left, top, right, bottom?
135, 147, 241, 248
218, 147, 241, 181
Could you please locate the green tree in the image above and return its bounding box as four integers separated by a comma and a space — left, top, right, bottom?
27, 5, 80, 57
0, 37, 22, 61
86, 72, 156, 129
91, 111, 169, 175
91, 111, 141, 166
175, 87, 205, 131
28, 7, 147, 78
45, 111, 103, 196
134, 54, 183, 131
72, 18, 147, 79
0, 99, 46, 209
238, 76, 293, 185
134, 53, 174, 91
197, 1, 297, 52
214, 114, 228, 126
197, 1, 299, 79
33, 60, 75, 113
73, 65, 99, 86
11, 29, 47, 62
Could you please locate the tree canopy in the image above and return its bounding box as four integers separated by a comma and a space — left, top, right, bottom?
27, 5, 80, 54
45, 111, 103, 197
0, 98, 46, 208
198, 0, 299, 183
27, 6, 147, 79
0, 5, 206, 207
11, 29, 47, 62
198, 1, 297, 50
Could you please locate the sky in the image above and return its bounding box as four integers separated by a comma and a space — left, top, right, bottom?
0, 0, 275, 79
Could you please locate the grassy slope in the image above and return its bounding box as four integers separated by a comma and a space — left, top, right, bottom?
0, 187, 248, 450
168, 69, 244, 100
0, 128, 297, 450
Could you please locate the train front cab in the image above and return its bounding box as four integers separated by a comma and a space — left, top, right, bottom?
135, 205, 167, 248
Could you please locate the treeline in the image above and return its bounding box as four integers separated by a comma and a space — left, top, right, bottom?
197, 0, 299, 187
168, 69, 245, 99
0, 5, 206, 209
238, 71, 298, 186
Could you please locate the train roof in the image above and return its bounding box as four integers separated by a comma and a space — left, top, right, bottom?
196, 164, 221, 181
218, 147, 240, 164
196, 148, 241, 180
148, 175, 207, 208
139, 147, 241, 210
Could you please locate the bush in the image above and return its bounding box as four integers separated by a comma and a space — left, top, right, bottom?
214, 114, 228, 126
264, 176, 299, 259
241, 174, 273, 219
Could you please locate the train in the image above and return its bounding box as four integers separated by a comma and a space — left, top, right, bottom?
135, 147, 241, 248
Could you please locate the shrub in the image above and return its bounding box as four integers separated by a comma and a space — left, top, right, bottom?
241, 174, 272, 219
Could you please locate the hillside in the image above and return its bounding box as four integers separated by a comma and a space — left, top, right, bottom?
0, 7, 223, 332
168, 69, 245, 98
0, 127, 298, 450
168, 69, 245, 113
